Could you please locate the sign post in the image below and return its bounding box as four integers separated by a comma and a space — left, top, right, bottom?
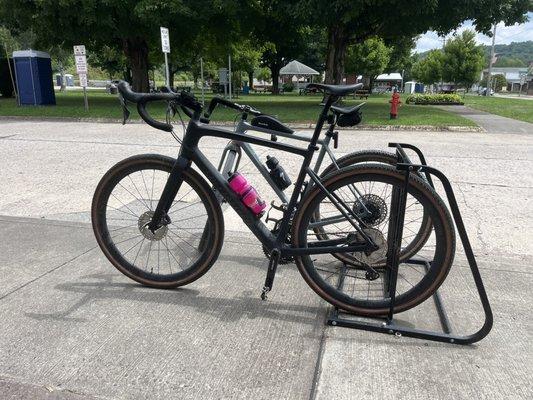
200, 57, 205, 105
219, 68, 228, 98
228, 55, 232, 101
74, 45, 88, 111
160, 27, 170, 89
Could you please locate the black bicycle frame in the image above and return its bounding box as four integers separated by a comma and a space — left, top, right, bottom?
149, 95, 375, 257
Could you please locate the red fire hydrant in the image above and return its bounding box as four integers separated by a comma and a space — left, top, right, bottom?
389, 89, 401, 119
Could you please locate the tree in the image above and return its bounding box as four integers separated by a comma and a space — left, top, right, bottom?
411, 50, 444, 86
492, 74, 507, 91
0, 0, 246, 92
48, 45, 74, 91
442, 30, 485, 90
249, 0, 309, 93
385, 37, 416, 73
89, 45, 127, 80
493, 56, 526, 67
302, 0, 530, 84
345, 38, 391, 92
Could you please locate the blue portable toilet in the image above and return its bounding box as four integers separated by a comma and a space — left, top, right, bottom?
414, 82, 425, 93
13, 50, 56, 105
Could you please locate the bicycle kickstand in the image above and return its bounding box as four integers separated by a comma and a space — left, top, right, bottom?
261, 248, 281, 300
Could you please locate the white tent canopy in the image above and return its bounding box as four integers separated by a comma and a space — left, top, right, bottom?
279, 60, 319, 76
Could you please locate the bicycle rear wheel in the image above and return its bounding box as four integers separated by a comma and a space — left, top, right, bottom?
292, 164, 455, 316
315, 149, 432, 267
92, 154, 224, 288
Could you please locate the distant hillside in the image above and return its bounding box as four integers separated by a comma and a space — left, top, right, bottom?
484, 41, 533, 66
417, 40, 533, 67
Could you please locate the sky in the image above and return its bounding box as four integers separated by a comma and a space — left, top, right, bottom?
415, 12, 533, 53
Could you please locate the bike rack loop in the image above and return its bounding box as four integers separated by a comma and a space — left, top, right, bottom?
326, 143, 493, 345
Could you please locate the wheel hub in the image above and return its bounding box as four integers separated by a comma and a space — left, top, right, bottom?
138, 211, 168, 241
353, 227, 387, 265
354, 194, 387, 226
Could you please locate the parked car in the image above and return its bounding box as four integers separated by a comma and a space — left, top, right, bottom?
478, 87, 494, 96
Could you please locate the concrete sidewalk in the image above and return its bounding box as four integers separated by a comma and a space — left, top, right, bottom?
436, 105, 532, 134
1, 120, 532, 399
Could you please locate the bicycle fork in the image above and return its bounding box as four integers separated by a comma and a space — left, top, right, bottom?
147, 155, 191, 232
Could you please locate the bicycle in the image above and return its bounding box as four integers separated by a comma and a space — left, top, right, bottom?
202, 95, 432, 266
92, 81, 455, 316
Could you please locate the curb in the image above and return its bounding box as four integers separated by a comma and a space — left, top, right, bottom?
0, 115, 484, 132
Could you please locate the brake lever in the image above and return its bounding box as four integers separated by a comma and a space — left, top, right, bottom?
118, 94, 131, 125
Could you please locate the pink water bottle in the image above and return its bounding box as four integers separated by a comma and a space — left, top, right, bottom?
228, 172, 267, 217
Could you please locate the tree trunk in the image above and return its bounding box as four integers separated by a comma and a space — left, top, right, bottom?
248, 70, 254, 89
59, 62, 66, 92
271, 67, 280, 94
123, 37, 149, 92
324, 24, 349, 84
168, 64, 175, 89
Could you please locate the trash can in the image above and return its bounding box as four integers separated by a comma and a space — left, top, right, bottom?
13, 50, 56, 105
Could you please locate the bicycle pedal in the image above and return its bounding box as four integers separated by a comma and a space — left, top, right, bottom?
260, 286, 271, 301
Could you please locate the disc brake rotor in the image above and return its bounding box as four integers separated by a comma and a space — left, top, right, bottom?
352, 227, 387, 266
138, 211, 168, 241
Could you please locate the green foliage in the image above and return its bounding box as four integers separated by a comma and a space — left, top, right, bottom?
491, 74, 507, 91
406, 93, 464, 104
282, 82, 295, 92
346, 38, 391, 78
442, 30, 485, 89
255, 67, 271, 82
484, 41, 533, 66
411, 50, 444, 85
493, 56, 527, 67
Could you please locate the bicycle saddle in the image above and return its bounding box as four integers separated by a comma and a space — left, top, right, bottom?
305, 83, 363, 96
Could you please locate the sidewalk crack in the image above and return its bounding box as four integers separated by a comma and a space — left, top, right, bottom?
0, 246, 97, 302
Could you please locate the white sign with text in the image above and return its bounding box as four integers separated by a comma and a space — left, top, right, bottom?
160, 27, 170, 53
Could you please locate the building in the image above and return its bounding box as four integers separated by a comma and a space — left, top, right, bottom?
373, 73, 403, 92
480, 67, 530, 92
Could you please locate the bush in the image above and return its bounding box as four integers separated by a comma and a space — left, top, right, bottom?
406, 93, 463, 105
282, 82, 294, 92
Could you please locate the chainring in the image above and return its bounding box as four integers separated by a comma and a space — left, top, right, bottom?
262, 227, 294, 265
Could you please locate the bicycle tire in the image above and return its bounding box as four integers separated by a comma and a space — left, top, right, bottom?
92, 154, 224, 288
292, 164, 455, 316
314, 150, 432, 266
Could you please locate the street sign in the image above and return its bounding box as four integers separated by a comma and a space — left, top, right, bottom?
73, 45, 86, 56
219, 68, 228, 84
73, 45, 89, 111
79, 74, 88, 88
160, 27, 170, 53
75, 55, 87, 74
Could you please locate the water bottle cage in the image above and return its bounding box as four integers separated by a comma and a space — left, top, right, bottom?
265, 155, 292, 191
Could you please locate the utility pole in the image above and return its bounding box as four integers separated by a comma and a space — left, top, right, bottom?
228, 55, 232, 101
486, 23, 497, 96
200, 57, 205, 106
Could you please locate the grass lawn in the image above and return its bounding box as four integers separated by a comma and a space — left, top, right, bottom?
464, 95, 533, 123
0, 90, 476, 127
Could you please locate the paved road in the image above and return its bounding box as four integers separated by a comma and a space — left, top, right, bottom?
437, 105, 532, 134
1, 119, 532, 399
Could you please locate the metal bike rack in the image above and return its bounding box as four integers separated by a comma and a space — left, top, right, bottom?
327, 143, 493, 345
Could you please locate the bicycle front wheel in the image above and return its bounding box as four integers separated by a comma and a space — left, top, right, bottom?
92, 154, 224, 288
292, 164, 455, 316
